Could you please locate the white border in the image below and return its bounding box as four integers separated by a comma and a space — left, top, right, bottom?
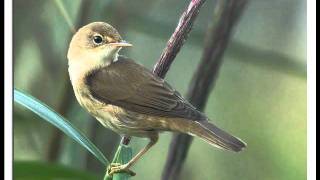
5, 0, 13, 179
307, 0, 316, 179
4, 0, 316, 180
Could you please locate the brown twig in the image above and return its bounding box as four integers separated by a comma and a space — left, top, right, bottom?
120, 0, 207, 146
162, 0, 248, 179
153, 0, 206, 78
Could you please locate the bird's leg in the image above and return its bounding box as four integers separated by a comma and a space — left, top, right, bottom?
108, 134, 159, 176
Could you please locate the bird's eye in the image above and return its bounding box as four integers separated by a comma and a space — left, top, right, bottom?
93, 35, 103, 45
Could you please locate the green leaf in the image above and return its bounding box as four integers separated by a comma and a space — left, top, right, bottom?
14, 89, 109, 165
104, 144, 133, 180
14, 161, 100, 180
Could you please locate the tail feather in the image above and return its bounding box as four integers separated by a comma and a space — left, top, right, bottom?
190, 120, 246, 152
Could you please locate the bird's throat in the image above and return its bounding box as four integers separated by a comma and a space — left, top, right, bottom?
102, 47, 121, 65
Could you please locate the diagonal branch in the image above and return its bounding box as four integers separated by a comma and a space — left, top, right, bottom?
162, 0, 248, 179
153, 0, 206, 78
121, 0, 207, 145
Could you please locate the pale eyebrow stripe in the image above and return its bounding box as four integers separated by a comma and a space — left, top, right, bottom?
106, 36, 116, 43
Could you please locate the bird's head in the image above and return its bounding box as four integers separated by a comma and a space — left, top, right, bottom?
67, 22, 132, 70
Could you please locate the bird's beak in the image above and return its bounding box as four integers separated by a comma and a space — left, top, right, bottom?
109, 40, 133, 47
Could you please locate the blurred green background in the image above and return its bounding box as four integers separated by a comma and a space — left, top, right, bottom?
13, 0, 306, 179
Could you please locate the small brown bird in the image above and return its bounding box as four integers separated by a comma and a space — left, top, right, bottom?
67, 22, 246, 176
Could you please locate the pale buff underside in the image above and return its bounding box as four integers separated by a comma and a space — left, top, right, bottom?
69, 70, 196, 138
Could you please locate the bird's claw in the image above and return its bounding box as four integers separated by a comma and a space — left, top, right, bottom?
107, 163, 136, 177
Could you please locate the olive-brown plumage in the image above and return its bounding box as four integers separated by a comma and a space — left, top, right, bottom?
67, 22, 246, 176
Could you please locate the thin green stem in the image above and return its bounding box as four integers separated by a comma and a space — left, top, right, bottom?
104, 144, 133, 180
54, 0, 76, 33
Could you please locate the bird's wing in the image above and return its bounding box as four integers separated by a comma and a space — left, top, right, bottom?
85, 56, 206, 121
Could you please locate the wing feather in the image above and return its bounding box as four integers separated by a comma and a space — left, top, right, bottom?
85, 56, 206, 121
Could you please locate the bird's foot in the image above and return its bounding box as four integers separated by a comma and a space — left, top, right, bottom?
107, 163, 136, 177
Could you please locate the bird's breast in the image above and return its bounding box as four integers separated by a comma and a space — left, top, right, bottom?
71, 83, 132, 132
69, 71, 179, 137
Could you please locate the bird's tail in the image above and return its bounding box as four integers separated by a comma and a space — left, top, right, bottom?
183, 120, 246, 152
